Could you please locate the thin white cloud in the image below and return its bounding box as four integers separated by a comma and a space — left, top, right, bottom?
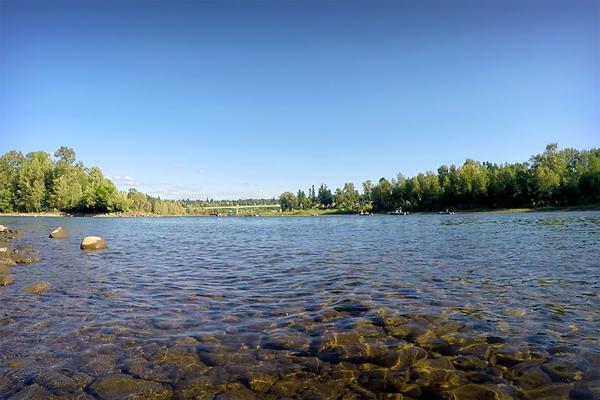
111, 175, 142, 186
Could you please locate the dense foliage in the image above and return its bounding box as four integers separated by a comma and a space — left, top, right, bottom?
2, 144, 598, 215
0, 147, 280, 215
280, 144, 600, 212
0, 147, 184, 214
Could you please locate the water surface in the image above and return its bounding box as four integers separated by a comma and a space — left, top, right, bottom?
1, 212, 599, 399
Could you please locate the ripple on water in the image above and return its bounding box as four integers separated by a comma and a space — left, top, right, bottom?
0, 212, 599, 398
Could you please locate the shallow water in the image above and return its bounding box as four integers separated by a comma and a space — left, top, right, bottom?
1, 212, 599, 399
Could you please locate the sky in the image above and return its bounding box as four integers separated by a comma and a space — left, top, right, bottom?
1, 0, 599, 200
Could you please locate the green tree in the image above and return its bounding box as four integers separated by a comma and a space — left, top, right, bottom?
16, 152, 53, 212
128, 189, 152, 212
361, 180, 373, 210
460, 159, 488, 207
279, 192, 297, 211
54, 146, 77, 165
317, 184, 333, 206
372, 178, 394, 211
0, 151, 24, 212
50, 168, 83, 210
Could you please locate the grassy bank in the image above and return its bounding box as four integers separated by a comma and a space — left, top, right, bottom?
2, 204, 598, 218
256, 209, 354, 216
455, 204, 600, 214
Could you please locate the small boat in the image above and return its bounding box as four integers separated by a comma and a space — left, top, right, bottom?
438, 209, 455, 215
388, 209, 409, 215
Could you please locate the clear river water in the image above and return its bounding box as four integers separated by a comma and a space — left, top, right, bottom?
0, 212, 599, 399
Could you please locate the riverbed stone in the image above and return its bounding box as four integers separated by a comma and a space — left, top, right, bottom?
0, 256, 16, 266
414, 357, 455, 370
49, 227, 67, 239
7, 383, 51, 400
0, 225, 7, 232
215, 386, 257, 400
173, 374, 225, 400
460, 343, 493, 360
34, 369, 92, 395
23, 281, 49, 294
0, 273, 14, 286
269, 379, 303, 397
452, 355, 489, 370
14, 255, 40, 264
80, 236, 107, 250
124, 355, 170, 383
416, 368, 467, 391
261, 330, 311, 352
543, 360, 584, 382
89, 374, 172, 400
514, 365, 552, 389
389, 346, 428, 369
445, 383, 515, 400
522, 383, 573, 400
495, 347, 534, 366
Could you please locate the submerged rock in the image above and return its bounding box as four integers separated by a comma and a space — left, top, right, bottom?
7, 383, 50, 400
80, 236, 107, 250
0, 273, 14, 286
446, 383, 515, 400
510, 363, 552, 390
521, 383, 573, 399
89, 374, 172, 400
23, 281, 49, 294
49, 227, 67, 239
14, 256, 41, 265
34, 368, 92, 395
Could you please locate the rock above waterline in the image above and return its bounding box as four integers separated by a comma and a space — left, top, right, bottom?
0, 225, 7, 232
80, 236, 107, 250
49, 227, 67, 239
24, 281, 49, 294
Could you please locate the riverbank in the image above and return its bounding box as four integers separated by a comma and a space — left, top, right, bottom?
459, 204, 600, 214
1, 204, 598, 218
0, 211, 166, 218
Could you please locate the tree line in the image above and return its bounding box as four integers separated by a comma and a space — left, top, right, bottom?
0, 147, 187, 214
279, 144, 600, 212
0, 147, 280, 215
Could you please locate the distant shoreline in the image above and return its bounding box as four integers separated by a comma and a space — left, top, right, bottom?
0, 205, 598, 218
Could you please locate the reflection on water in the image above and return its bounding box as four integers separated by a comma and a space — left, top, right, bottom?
0, 212, 599, 399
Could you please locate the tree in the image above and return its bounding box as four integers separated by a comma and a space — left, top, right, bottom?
81, 166, 128, 212
128, 189, 152, 212
317, 184, 333, 206
0, 151, 24, 212
372, 178, 394, 211
54, 146, 76, 165
361, 180, 373, 210
579, 151, 600, 203
50, 169, 83, 210
460, 159, 488, 207
15, 152, 53, 212
297, 190, 308, 210
279, 192, 297, 211
308, 185, 317, 206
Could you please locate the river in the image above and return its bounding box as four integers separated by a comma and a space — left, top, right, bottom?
0, 212, 599, 399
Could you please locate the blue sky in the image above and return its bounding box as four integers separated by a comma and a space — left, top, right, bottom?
1, 0, 598, 199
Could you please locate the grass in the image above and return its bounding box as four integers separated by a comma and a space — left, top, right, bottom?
459, 204, 600, 214
255, 208, 353, 217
